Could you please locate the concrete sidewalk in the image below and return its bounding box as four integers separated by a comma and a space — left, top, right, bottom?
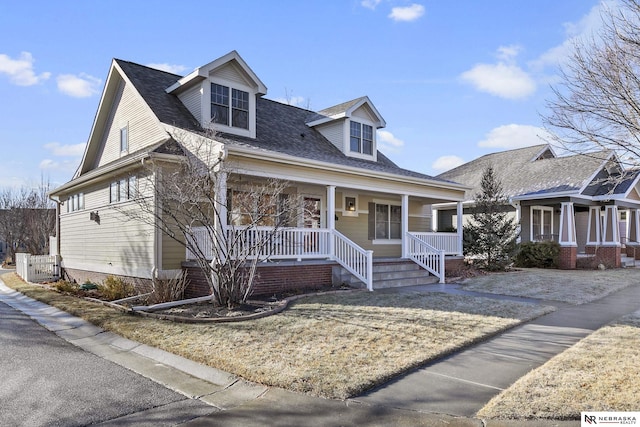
2, 271, 639, 426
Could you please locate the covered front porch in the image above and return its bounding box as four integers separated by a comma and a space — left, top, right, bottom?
185, 175, 466, 291
518, 198, 640, 269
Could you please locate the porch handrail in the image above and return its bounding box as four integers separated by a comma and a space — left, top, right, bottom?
406, 233, 445, 283
332, 230, 373, 291
187, 226, 332, 261
409, 232, 459, 255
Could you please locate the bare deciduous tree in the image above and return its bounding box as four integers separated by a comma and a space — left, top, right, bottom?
122, 131, 300, 308
544, 0, 640, 164
0, 180, 56, 261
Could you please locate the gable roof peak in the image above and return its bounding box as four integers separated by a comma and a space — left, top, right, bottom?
165, 50, 267, 96
306, 95, 386, 128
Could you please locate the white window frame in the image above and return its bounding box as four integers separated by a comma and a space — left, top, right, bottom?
349, 120, 374, 157
210, 82, 250, 130
530, 206, 554, 241
373, 201, 402, 244
120, 125, 129, 153
67, 193, 84, 213
110, 176, 137, 204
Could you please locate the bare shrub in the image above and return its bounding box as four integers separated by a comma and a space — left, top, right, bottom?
146, 273, 190, 305
98, 275, 135, 301
54, 280, 80, 295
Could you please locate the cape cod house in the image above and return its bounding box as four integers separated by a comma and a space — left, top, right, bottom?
434, 144, 640, 269
49, 51, 468, 295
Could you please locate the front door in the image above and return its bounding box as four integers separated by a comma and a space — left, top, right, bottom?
303, 197, 322, 253
303, 197, 321, 228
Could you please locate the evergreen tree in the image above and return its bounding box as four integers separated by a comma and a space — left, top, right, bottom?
463, 166, 518, 271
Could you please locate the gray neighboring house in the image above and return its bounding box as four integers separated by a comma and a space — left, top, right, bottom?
433, 144, 640, 269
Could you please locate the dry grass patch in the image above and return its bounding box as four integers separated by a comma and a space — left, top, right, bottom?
461, 268, 637, 304
478, 311, 640, 420
2, 273, 552, 399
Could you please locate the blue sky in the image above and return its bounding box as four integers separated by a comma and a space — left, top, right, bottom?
0, 0, 612, 189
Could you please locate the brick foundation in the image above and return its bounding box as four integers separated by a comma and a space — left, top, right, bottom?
444, 257, 465, 276
558, 246, 577, 270
62, 268, 153, 294
182, 261, 335, 298
584, 245, 621, 268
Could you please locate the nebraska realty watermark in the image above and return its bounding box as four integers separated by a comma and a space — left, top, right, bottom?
582, 412, 640, 426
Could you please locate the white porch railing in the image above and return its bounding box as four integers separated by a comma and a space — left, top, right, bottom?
186, 226, 373, 290
406, 233, 445, 283
186, 227, 454, 289
15, 253, 61, 283
187, 226, 332, 261
332, 230, 373, 291
410, 232, 459, 255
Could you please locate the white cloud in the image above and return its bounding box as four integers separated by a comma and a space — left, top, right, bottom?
432, 155, 465, 172
57, 73, 102, 98
39, 158, 78, 173
0, 51, 51, 86
478, 124, 551, 149
389, 3, 425, 22
361, 0, 382, 10
44, 142, 86, 157
377, 130, 405, 153
460, 45, 536, 99
146, 63, 188, 74
532, 1, 616, 71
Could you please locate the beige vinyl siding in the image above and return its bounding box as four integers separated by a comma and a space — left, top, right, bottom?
231, 156, 466, 203
161, 223, 186, 270
178, 85, 202, 126
60, 169, 157, 277
211, 62, 252, 86
60, 202, 155, 277
97, 81, 166, 168
409, 215, 431, 231
315, 121, 344, 151
351, 105, 376, 122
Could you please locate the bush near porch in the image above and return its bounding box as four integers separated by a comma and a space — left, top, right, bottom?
514, 241, 560, 269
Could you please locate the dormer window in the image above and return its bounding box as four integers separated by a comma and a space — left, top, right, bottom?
211, 83, 249, 130
350, 121, 373, 155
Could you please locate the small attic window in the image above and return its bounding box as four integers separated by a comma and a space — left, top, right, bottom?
211, 83, 249, 130
350, 121, 373, 155
120, 126, 128, 153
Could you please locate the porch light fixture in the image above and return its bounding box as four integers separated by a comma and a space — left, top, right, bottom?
345, 197, 356, 212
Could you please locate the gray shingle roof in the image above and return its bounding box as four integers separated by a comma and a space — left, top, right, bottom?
116, 60, 452, 184
437, 144, 613, 200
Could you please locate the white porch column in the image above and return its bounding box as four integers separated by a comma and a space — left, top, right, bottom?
456, 201, 463, 256
432, 208, 438, 232
558, 202, 577, 246
602, 205, 620, 246
587, 206, 602, 246
629, 209, 640, 243
401, 194, 409, 258
215, 171, 228, 263
327, 185, 336, 257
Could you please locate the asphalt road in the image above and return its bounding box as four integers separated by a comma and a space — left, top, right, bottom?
0, 300, 213, 426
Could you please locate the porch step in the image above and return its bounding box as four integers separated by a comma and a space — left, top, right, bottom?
335, 259, 439, 289
621, 255, 638, 268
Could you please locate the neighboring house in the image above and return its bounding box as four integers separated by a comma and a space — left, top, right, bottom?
434, 144, 640, 269
49, 51, 468, 294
